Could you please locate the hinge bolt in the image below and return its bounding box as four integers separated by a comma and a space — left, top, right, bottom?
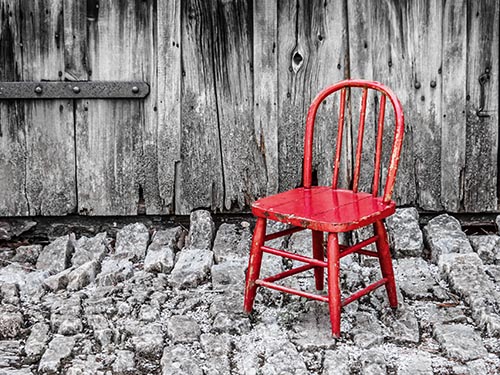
414, 81, 421, 89
73, 86, 81, 94
430, 80, 437, 88
132, 86, 139, 94
35, 86, 43, 94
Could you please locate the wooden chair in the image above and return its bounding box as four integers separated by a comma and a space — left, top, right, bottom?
243, 79, 404, 337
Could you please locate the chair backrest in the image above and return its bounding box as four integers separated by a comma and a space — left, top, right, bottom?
302, 79, 404, 203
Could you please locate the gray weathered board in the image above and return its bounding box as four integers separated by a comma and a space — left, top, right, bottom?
0, 0, 498, 216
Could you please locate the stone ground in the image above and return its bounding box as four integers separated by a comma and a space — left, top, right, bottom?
0, 209, 499, 374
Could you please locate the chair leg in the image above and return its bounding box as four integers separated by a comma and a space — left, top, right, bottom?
374, 220, 398, 308
312, 230, 324, 291
243, 217, 267, 313
326, 232, 341, 338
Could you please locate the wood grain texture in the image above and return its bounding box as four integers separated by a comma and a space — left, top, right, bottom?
441, 0, 467, 212
277, 0, 347, 192
0, 0, 28, 215
0, 0, 76, 216
62, 0, 88, 81
464, 0, 499, 212
177, 0, 223, 214
253, 0, 279, 196
76, 0, 156, 215
157, 0, 181, 213
407, 0, 443, 210
211, 0, 267, 211
347, 0, 417, 206
347, 2, 376, 193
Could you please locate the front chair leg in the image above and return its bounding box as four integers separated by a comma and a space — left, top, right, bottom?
374, 220, 398, 308
243, 217, 267, 313
326, 232, 341, 337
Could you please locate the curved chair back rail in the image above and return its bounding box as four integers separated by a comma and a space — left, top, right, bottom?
302, 79, 405, 203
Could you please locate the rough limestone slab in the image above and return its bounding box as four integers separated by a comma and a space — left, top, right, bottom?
211, 260, 246, 290
0, 283, 20, 305
167, 316, 201, 344
322, 346, 356, 375
361, 349, 387, 375
161, 345, 203, 375
433, 324, 487, 361
186, 210, 215, 251
0, 340, 22, 369
71, 232, 108, 267
12, 244, 42, 265
439, 252, 500, 336
468, 235, 500, 264
96, 255, 134, 287
396, 352, 433, 375
382, 307, 420, 344
144, 227, 183, 273
169, 248, 213, 289
24, 322, 50, 364
423, 214, 472, 263
38, 335, 75, 373
49, 295, 83, 336
115, 223, 149, 261
212, 223, 251, 263
351, 311, 386, 349
36, 234, 75, 273
386, 207, 424, 257
132, 333, 164, 358
0, 265, 48, 303
112, 350, 135, 374
394, 258, 439, 300
0, 306, 24, 339
43, 267, 73, 291
200, 333, 232, 375
67, 260, 100, 291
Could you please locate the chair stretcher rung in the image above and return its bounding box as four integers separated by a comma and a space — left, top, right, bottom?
261, 245, 328, 268
262, 264, 315, 283
264, 226, 305, 242
341, 278, 388, 307
255, 279, 329, 303
339, 235, 379, 258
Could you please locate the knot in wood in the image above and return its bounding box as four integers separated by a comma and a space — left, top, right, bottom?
292, 51, 304, 73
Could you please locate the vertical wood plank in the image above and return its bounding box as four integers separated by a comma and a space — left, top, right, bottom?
157, 0, 181, 213
347, 0, 417, 206
253, 0, 279, 196
177, 0, 223, 213
277, 0, 347, 191
0, 0, 28, 215
407, 0, 443, 210
464, 0, 499, 211
77, 0, 157, 215
441, 0, 467, 212
277, 0, 302, 191
63, 0, 88, 80
139, 1, 162, 215
347, 1, 376, 193
311, 0, 349, 188
0, 0, 76, 215
212, 0, 267, 210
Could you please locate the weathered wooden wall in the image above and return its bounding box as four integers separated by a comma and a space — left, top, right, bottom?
0, 0, 498, 216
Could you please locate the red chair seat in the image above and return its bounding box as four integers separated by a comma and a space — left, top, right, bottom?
252, 187, 396, 233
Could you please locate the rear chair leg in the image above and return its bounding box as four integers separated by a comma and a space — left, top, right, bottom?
243, 217, 267, 313
374, 220, 398, 308
312, 230, 325, 290
326, 232, 341, 337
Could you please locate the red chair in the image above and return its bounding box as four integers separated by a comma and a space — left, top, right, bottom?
243, 79, 404, 337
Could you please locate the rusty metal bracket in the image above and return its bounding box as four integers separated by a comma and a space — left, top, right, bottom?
0, 81, 149, 100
